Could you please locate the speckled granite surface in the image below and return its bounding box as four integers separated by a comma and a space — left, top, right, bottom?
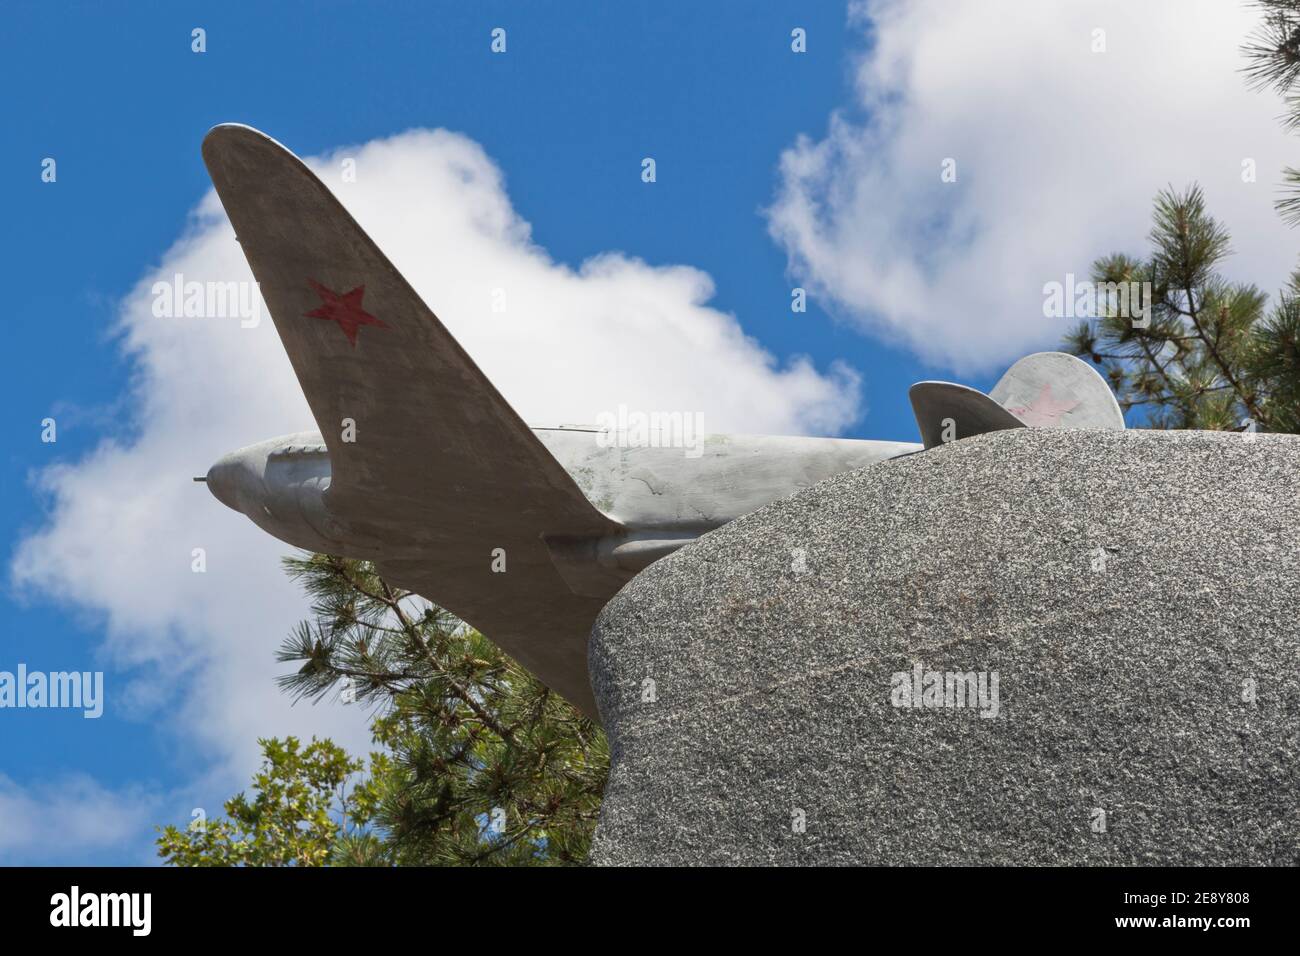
589, 428, 1300, 865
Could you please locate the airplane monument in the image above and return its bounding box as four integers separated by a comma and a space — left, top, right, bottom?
199, 124, 1127, 720
200, 126, 1298, 865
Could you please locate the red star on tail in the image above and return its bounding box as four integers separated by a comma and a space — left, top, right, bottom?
304, 279, 389, 347
1006, 383, 1079, 426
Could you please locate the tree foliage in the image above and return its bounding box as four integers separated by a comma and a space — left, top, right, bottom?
158, 555, 608, 866
1063, 184, 1300, 432
1069, 5, 1300, 428
1243, 0, 1300, 224
156, 735, 380, 866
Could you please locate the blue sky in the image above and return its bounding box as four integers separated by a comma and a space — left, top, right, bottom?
1, 1, 1294, 863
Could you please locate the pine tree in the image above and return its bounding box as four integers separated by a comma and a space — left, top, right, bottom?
274, 554, 608, 865
157, 555, 609, 866
1063, 185, 1300, 432
1243, 0, 1300, 224
1072, 4, 1300, 427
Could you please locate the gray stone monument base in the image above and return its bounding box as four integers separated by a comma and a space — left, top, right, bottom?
588, 429, 1300, 866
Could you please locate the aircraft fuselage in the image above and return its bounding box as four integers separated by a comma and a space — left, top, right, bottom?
205, 426, 921, 585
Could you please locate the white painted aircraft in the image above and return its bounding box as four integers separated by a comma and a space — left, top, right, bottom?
200, 125, 1123, 717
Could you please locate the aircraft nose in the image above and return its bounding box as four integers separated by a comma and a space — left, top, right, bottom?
205, 449, 257, 513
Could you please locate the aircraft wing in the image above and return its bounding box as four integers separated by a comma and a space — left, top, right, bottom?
202, 124, 623, 715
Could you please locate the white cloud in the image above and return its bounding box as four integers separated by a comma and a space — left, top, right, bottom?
0, 774, 161, 864
767, 0, 1300, 373
9, 127, 862, 858
323, 129, 860, 434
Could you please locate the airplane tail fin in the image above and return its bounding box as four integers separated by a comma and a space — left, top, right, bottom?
910, 351, 1124, 449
